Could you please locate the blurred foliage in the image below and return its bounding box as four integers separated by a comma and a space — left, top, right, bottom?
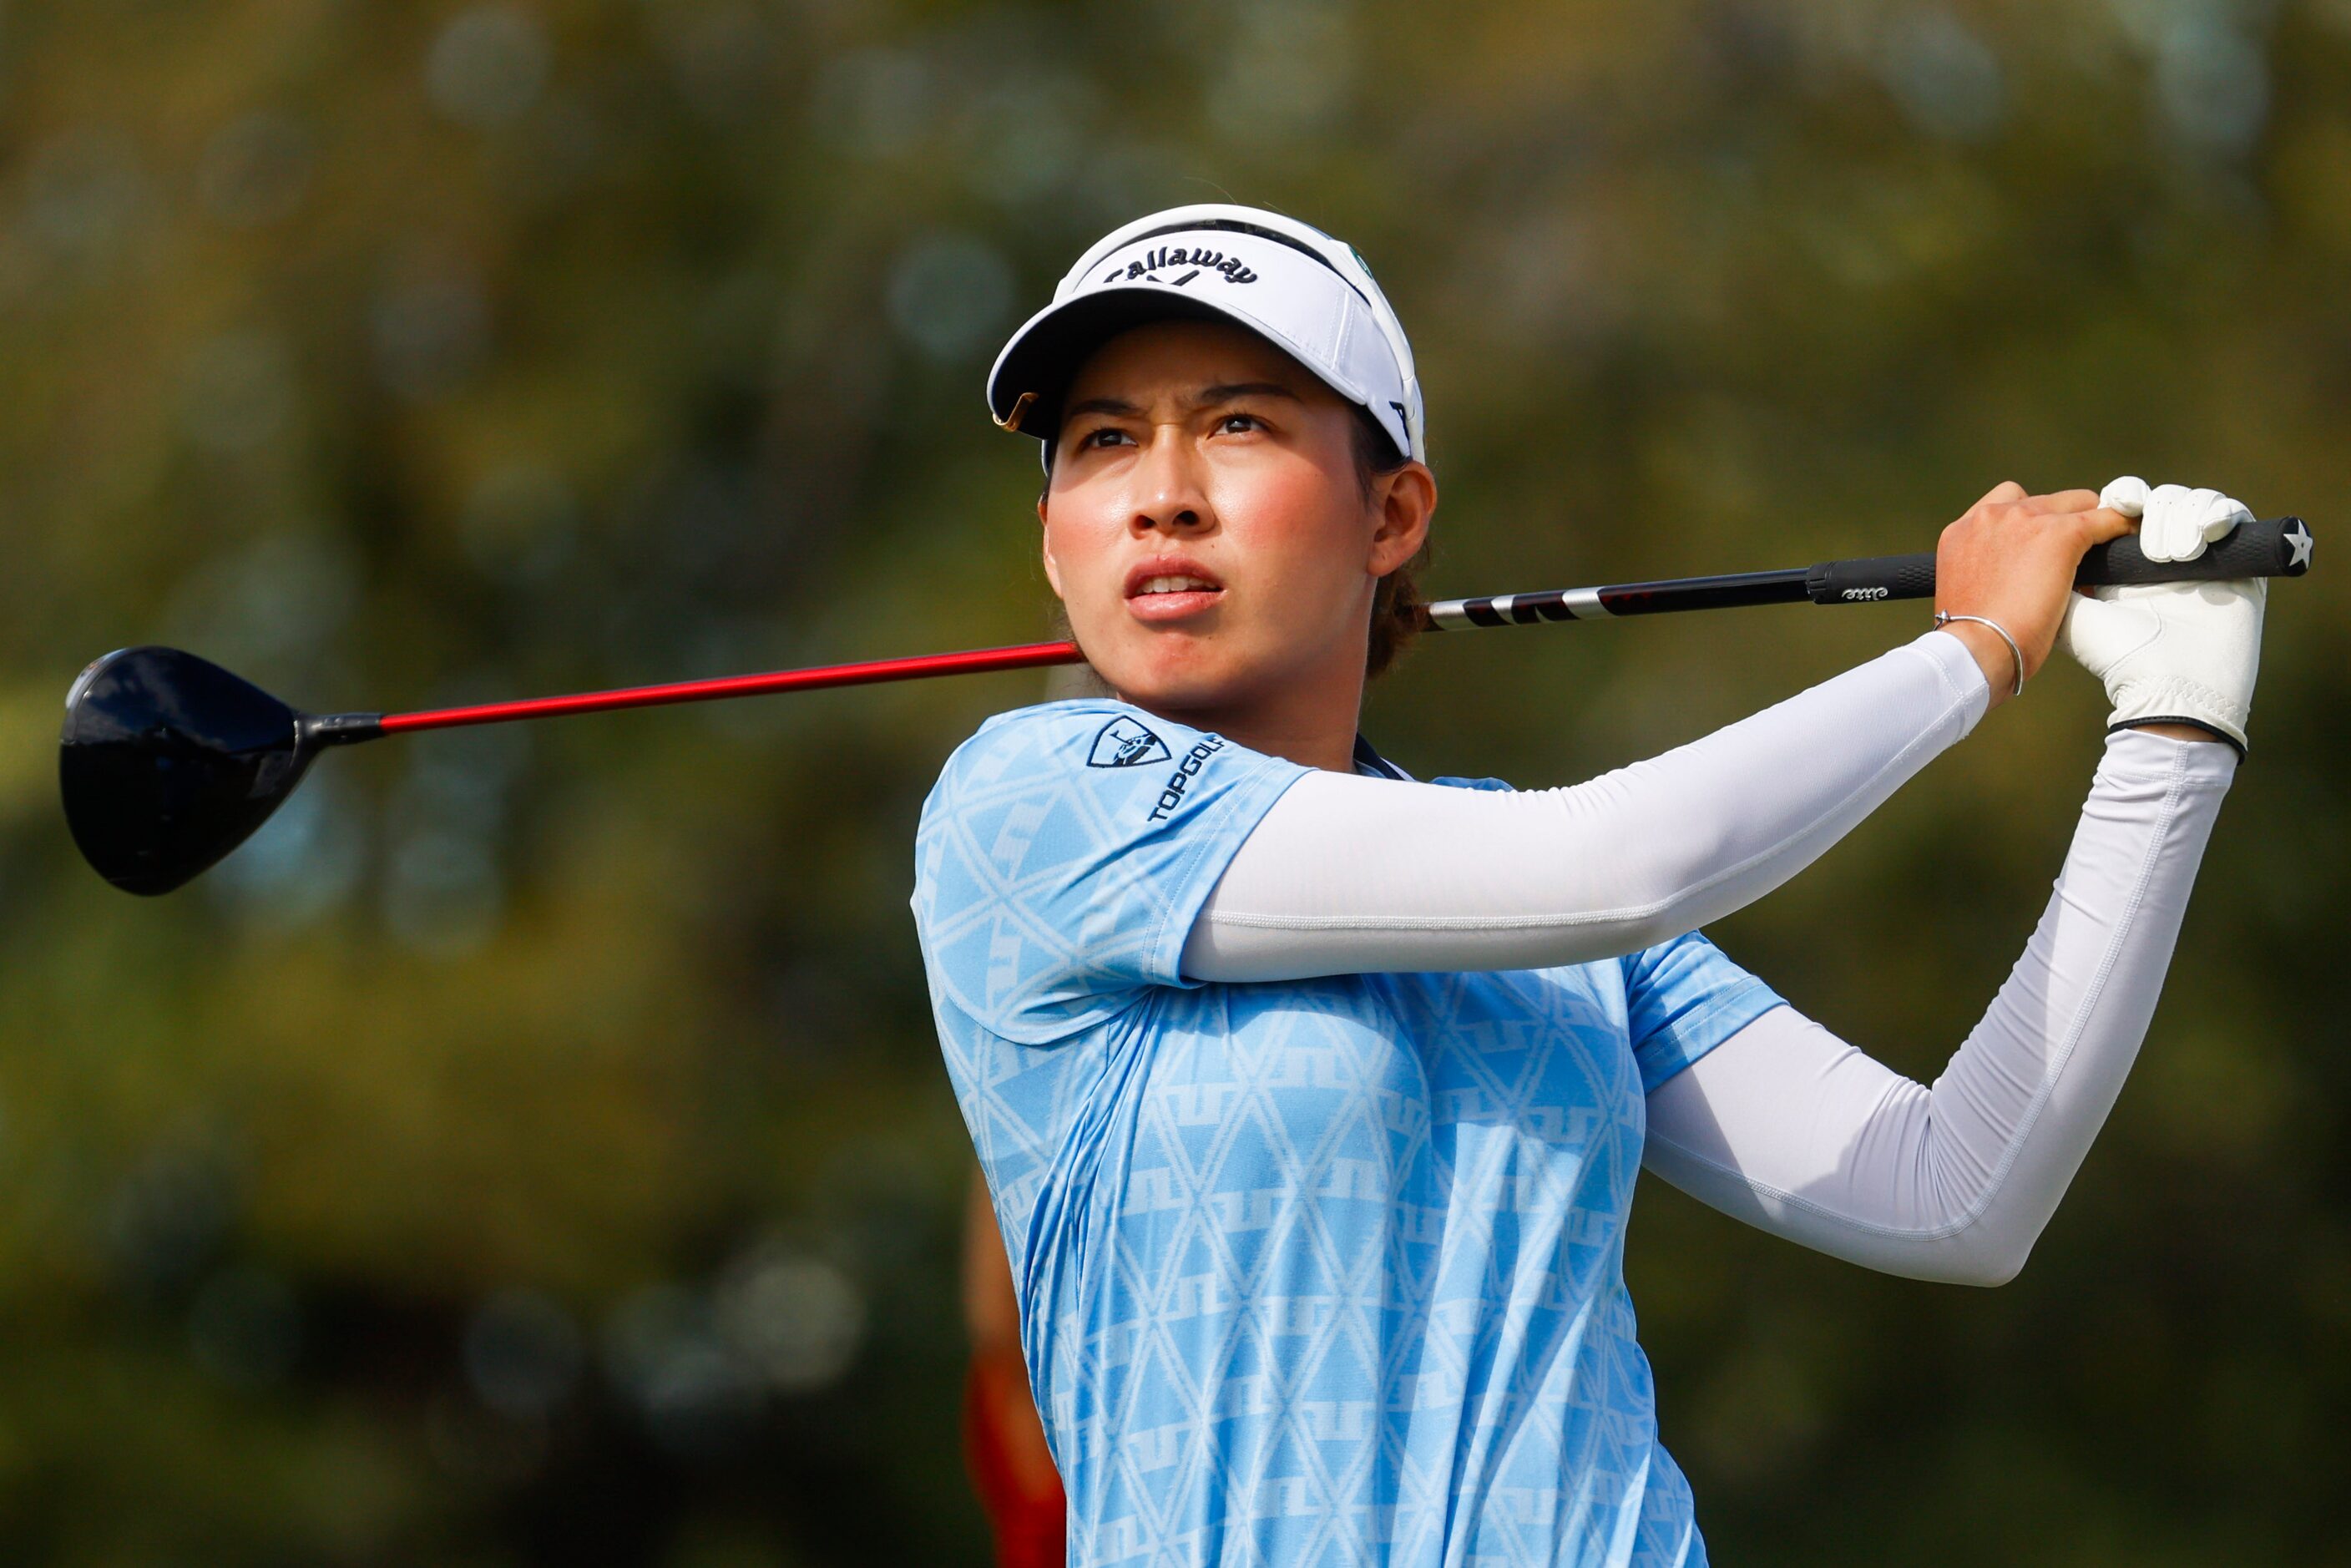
1, 0, 2347, 1562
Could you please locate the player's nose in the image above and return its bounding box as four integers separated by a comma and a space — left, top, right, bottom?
1129, 427, 1213, 534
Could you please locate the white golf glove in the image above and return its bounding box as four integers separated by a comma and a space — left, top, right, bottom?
2058, 476, 2263, 753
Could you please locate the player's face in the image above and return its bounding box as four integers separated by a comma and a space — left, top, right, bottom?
1039, 320, 1424, 721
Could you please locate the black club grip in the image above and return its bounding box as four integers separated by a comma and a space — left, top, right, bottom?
1803, 552, 1939, 604
2078, 515, 2313, 586
1806, 515, 2313, 605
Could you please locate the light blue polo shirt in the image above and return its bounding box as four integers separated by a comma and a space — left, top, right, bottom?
913, 700, 1782, 1566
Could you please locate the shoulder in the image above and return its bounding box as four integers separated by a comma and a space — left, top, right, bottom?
912, 701, 1310, 1041
1358, 742, 1513, 795
924, 700, 1205, 815
916, 699, 1303, 877
1427, 773, 1514, 793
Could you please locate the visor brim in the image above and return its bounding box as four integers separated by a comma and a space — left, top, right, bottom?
987, 288, 1291, 446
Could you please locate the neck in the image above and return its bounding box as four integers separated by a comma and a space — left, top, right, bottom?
1123, 657, 1368, 776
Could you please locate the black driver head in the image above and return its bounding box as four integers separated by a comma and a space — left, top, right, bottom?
59, 646, 320, 896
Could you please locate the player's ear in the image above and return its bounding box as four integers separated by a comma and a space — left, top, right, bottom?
1367, 462, 1436, 576
1039, 495, 1064, 598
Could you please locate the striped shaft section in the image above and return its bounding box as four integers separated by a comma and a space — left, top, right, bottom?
1423, 586, 1606, 630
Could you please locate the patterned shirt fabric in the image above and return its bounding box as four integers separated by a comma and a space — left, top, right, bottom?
913, 701, 1783, 1567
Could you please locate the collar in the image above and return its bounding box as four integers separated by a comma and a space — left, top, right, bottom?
1352, 733, 1410, 781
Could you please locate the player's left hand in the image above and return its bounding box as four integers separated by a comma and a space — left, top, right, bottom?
2096, 475, 2252, 563
2060, 477, 2265, 753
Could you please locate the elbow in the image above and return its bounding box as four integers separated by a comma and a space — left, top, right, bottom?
1893, 1156, 2048, 1287
1948, 1251, 2026, 1289
1640, 831, 1739, 926
1605, 863, 1733, 957
1915, 1227, 2035, 1289
1565, 780, 1737, 931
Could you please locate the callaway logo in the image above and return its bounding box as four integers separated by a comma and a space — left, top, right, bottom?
1101, 245, 1259, 288
1842, 586, 1890, 601
1088, 716, 1171, 769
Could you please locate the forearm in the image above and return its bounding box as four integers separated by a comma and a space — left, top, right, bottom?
1181, 631, 1988, 982
1641, 729, 2237, 1283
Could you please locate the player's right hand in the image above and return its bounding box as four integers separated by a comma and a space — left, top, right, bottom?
1932, 481, 2135, 703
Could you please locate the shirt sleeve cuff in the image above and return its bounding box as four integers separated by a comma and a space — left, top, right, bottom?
1638, 978, 1787, 1094
1149, 753, 1315, 988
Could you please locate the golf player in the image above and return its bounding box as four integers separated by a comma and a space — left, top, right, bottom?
912, 205, 2264, 1565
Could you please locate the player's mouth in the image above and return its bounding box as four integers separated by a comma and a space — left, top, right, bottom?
1124, 559, 1226, 623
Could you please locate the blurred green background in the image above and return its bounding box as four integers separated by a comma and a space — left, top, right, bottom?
3, 0, 2347, 1561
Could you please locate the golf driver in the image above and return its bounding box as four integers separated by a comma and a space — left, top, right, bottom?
60, 515, 2313, 896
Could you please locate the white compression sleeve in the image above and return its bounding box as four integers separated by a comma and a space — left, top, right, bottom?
1181, 631, 1988, 983
1641, 729, 2236, 1286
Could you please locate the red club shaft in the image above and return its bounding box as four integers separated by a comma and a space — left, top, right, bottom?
377, 640, 1087, 735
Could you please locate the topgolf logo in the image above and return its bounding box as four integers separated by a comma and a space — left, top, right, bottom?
1146, 736, 1227, 822
1088, 716, 1171, 769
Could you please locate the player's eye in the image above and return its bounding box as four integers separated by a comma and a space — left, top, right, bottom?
1076, 426, 1132, 450
1217, 412, 1263, 435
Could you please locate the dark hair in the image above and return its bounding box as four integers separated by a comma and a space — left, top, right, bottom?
1353, 409, 1427, 680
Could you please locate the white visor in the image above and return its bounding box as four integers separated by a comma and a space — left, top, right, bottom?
985, 205, 1426, 465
